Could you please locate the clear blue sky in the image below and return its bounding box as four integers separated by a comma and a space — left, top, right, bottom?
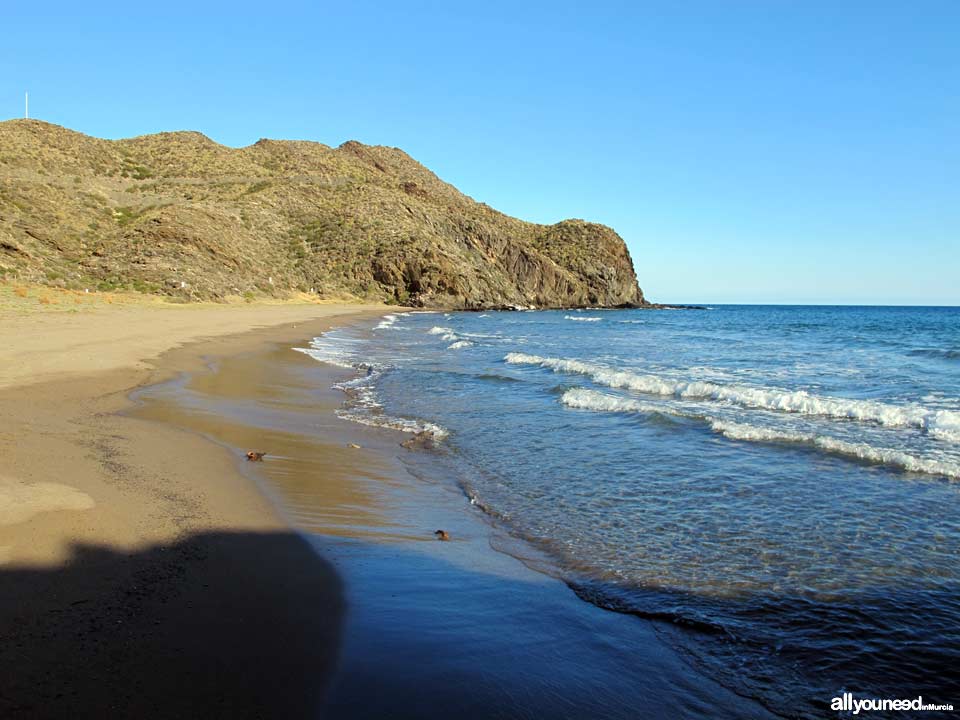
3, 1, 957, 304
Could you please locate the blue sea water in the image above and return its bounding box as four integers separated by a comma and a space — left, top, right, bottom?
300, 305, 960, 717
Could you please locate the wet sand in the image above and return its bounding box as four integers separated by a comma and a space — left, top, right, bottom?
131, 319, 777, 719
2, 297, 775, 718
0, 301, 387, 718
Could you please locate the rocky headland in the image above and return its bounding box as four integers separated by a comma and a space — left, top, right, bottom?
0, 120, 648, 309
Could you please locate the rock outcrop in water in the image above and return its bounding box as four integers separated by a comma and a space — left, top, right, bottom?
0, 119, 647, 308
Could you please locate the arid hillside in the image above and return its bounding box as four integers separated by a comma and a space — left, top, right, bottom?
0, 120, 646, 308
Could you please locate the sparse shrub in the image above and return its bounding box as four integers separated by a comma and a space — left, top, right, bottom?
244, 181, 271, 195
131, 279, 158, 294
113, 207, 143, 226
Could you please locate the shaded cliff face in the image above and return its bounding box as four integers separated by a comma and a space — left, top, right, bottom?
0, 120, 645, 308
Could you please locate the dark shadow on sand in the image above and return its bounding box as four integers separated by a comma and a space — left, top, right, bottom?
0, 531, 344, 720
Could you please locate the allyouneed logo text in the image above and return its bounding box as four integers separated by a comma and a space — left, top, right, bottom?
832, 693, 954, 714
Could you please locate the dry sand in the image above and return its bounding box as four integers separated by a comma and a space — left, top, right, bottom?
0, 291, 775, 720
0, 294, 389, 718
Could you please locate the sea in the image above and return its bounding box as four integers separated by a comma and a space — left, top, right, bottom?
298, 305, 960, 717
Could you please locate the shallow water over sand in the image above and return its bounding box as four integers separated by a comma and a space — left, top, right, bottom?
133, 337, 772, 719
301, 305, 960, 717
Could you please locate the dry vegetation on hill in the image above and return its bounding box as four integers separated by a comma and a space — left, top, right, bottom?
0, 120, 645, 308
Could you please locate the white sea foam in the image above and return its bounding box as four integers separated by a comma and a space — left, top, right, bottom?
710, 420, 960, 480
333, 372, 448, 438
561, 388, 960, 480
561, 387, 663, 415
374, 314, 398, 330
448, 340, 473, 349
428, 326, 464, 343
336, 408, 448, 438
297, 333, 447, 440
507, 353, 960, 441
295, 328, 373, 368
564, 315, 602, 322
931, 427, 960, 444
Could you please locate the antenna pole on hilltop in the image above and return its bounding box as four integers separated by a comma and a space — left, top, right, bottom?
25, 92, 28, 119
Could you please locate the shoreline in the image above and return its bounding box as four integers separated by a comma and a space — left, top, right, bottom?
2, 300, 773, 718
0, 301, 389, 718
127, 312, 776, 719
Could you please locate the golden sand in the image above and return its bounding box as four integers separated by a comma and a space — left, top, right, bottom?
0, 291, 389, 716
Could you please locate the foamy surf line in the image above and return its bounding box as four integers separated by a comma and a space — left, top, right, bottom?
335, 407, 448, 437
506, 353, 960, 442
296, 331, 448, 440
561, 388, 960, 480
374, 314, 398, 330
295, 340, 359, 369
428, 325, 475, 349
333, 371, 449, 438
428, 326, 458, 342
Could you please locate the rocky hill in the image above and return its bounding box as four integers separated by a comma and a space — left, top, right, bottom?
0, 120, 646, 308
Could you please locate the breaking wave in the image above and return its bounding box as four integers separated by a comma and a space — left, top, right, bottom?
295, 335, 358, 369
333, 372, 448, 439
561, 388, 960, 480
507, 353, 960, 442
428, 326, 460, 342
296, 324, 447, 440
374, 314, 398, 330
711, 420, 960, 479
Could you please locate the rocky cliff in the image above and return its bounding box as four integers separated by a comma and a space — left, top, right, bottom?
0, 120, 646, 308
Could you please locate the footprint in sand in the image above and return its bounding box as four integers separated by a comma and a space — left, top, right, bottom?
0, 476, 95, 526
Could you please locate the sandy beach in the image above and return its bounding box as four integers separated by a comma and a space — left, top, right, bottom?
1, 292, 773, 719
0, 295, 388, 718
